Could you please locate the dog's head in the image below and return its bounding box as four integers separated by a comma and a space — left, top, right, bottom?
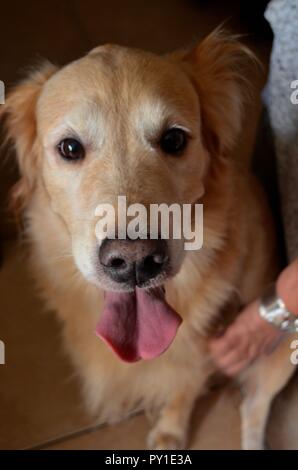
1, 30, 253, 360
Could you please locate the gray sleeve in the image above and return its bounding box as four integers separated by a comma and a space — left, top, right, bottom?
264, 0, 298, 261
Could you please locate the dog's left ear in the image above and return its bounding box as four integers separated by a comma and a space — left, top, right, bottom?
0, 61, 57, 214
168, 29, 257, 158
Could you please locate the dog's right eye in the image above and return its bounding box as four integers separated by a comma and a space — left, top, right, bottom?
57, 138, 85, 161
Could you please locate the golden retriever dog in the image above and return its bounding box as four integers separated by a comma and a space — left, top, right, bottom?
1, 30, 297, 450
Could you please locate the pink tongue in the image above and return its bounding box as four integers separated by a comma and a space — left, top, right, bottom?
96, 287, 182, 362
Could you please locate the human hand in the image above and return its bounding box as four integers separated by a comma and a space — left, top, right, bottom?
209, 299, 284, 377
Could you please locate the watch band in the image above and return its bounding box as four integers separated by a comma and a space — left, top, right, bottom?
259, 283, 298, 333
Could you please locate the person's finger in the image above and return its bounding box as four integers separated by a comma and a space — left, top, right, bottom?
224, 357, 252, 377
215, 343, 249, 372
224, 342, 261, 376
209, 325, 243, 357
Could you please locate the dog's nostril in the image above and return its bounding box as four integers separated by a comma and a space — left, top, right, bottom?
134, 251, 167, 286
152, 253, 166, 264
144, 255, 156, 270
109, 257, 126, 269
143, 254, 165, 274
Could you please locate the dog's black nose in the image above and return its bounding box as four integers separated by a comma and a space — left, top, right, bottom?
99, 238, 168, 286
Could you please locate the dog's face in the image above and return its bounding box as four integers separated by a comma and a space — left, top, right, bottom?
2, 31, 249, 294
35, 46, 207, 291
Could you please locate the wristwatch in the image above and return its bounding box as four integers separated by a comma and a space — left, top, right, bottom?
259, 283, 298, 333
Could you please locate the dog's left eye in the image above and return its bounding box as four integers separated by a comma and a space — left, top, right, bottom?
159, 128, 187, 156
57, 138, 85, 161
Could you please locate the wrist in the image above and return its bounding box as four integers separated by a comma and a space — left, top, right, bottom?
276, 259, 298, 316
259, 283, 298, 332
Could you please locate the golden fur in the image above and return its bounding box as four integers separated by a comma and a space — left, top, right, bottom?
1, 30, 297, 449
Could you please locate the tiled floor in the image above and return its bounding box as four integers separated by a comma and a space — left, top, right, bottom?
0, 0, 297, 451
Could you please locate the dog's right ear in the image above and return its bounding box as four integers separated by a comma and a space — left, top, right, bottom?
0, 61, 57, 214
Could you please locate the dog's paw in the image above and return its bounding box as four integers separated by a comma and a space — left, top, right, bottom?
147, 427, 186, 450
